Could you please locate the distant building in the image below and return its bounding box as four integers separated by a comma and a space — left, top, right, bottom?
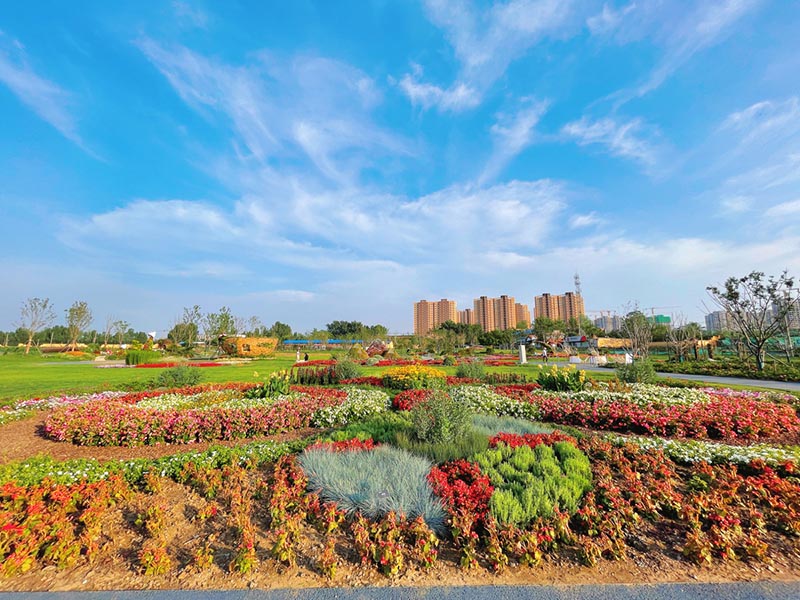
493, 295, 517, 331
534, 292, 586, 322
594, 315, 622, 333
457, 308, 476, 325
772, 301, 800, 329
704, 310, 731, 332
413, 298, 457, 335
473, 296, 496, 332
647, 314, 672, 326
515, 303, 531, 328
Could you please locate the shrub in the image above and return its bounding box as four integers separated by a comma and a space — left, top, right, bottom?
393, 429, 489, 463
455, 361, 486, 380
150, 366, 203, 388
382, 365, 447, 390
442, 355, 456, 366
485, 372, 529, 384
299, 445, 447, 533
617, 359, 657, 383
536, 365, 589, 392
470, 414, 555, 437
125, 350, 161, 366
411, 390, 472, 444
366, 356, 382, 366
326, 412, 413, 444
347, 344, 369, 361
334, 359, 362, 381
474, 440, 592, 526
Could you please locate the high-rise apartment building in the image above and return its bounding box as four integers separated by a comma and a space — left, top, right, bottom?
534, 292, 585, 322
534, 293, 560, 320
413, 298, 457, 335
473, 296, 496, 332
704, 310, 731, 332
493, 295, 516, 331
594, 315, 622, 333
458, 308, 476, 325
515, 303, 531, 327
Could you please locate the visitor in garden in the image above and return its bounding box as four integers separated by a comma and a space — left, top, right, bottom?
542, 347, 548, 363
304, 352, 309, 362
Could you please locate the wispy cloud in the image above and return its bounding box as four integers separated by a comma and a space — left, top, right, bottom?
765, 199, 800, 219
586, 2, 637, 36
171, 1, 209, 29
479, 98, 549, 183
604, 0, 762, 104
398, 0, 575, 111
720, 97, 800, 147
0, 32, 89, 152
569, 212, 604, 229
138, 38, 410, 184
561, 116, 662, 170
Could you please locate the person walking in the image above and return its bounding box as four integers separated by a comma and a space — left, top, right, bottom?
542, 347, 548, 363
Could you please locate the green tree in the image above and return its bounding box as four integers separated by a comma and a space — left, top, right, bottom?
707, 270, 799, 370
621, 309, 652, 359
326, 320, 364, 338
66, 301, 93, 351
17, 297, 56, 354
267, 321, 292, 341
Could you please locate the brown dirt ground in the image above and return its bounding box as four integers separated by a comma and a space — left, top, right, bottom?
0, 415, 317, 464
0, 473, 798, 592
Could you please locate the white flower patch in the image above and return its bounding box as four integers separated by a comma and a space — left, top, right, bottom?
312, 387, 390, 428
450, 385, 541, 420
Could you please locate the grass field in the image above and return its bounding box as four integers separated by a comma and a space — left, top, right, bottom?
1, 351, 794, 407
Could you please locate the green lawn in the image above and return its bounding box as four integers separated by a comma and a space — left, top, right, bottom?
0, 353, 793, 408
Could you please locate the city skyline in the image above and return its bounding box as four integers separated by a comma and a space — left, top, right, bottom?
2, 2, 800, 332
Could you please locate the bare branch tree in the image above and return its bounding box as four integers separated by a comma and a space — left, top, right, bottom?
707, 271, 798, 370
17, 298, 56, 354
620, 304, 652, 360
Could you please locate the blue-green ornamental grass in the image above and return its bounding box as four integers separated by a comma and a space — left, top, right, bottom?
470, 414, 556, 437
299, 445, 447, 534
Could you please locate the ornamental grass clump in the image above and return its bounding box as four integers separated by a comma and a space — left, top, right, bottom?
474, 439, 592, 527
299, 445, 446, 533
411, 390, 472, 444
382, 365, 447, 390
455, 361, 486, 380
470, 414, 555, 438
150, 365, 202, 388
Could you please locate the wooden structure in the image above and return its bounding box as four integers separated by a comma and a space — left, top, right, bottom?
220, 336, 278, 357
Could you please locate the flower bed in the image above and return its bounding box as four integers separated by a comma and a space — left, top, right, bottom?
134, 362, 224, 368
43, 389, 348, 446
339, 376, 384, 387
393, 389, 434, 411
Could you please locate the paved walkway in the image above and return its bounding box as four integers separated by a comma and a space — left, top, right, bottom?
575, 364, 800, 392
2, 583, 799, 600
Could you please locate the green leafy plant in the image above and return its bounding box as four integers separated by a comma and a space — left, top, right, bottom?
393, 429, 489, 463
125, 350, 161, 365
616, 359, 657, 383
474, 440, 592, 527
455, 361, 485, 380
150, 365, 202, 388
536, 365, 589, 391
334, 359, 362, 381
411, 390, 472, 444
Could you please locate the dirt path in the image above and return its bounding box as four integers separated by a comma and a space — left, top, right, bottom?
0, 415, 316, 465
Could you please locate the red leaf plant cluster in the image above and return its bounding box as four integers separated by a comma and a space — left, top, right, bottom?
536, 395, 800, 442
446, 376, 480, 385
115, 383, 256, 405
427, 460, 494, 521
483, 359, 518, 367
0, 475, 132, 575
291, 360, 337, 367
308, 438, 378, 452
339, 376, 384, 387
488, 431, 577, 449
43, 388, 348, 446
392, 389, 435, 411
134, 362, 223, 369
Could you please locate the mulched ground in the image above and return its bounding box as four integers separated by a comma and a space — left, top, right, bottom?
0, 415, 317, 464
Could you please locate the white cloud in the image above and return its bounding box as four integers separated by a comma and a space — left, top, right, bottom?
765, 199, 800, 218
138, 39, 411, 183
586, 2, 637, 36
172, 1, 209, 29
720, 97, 800, 148
0, 33, 87, 151
480, 98, 550, 184
398, 0, 576, 111
569, 212, 604, 229
719, 196, 752, 214
561, 116, 661, 170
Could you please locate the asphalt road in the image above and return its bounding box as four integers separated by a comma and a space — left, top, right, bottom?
574, 364, 800, 392
2, 583, 800, 600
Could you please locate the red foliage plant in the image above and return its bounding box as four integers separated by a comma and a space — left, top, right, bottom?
427, 460, 494, 520
308, 438, 377, 453
392, 389, 434, 411
488, 431, 577, 449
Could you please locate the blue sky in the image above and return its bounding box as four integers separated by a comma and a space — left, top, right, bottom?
2, 0, 800, 334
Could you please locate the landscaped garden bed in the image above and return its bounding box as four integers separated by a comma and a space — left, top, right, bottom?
1, 365, 799, 590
